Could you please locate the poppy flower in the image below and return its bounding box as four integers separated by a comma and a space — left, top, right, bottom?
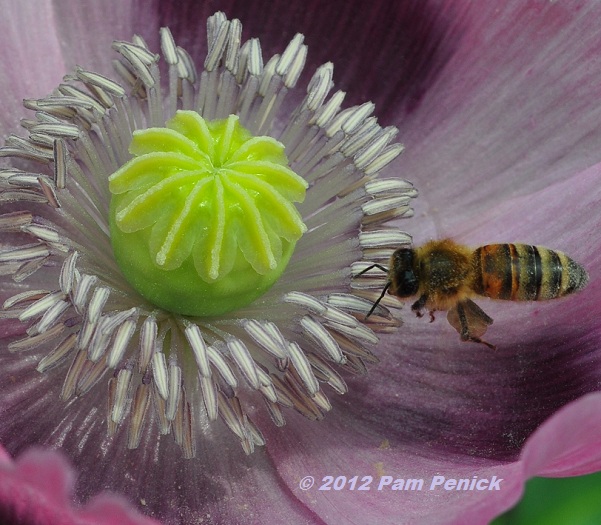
1, 1, 601, 524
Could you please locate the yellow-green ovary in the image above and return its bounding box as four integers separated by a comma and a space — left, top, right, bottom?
108, 111, 307, 316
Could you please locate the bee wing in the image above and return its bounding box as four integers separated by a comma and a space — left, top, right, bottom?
446, 299, 493, 339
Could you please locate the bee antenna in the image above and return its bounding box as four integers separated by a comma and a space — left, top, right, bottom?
356, 263, 389, 277
366, 281, 391, 319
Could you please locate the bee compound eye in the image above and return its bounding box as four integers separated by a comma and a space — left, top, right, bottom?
396, 270, 419, 297
390, 248, 419, 297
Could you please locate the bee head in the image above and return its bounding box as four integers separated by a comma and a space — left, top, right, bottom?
390, 248, 419, 297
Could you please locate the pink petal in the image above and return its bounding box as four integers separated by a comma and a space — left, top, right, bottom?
394, 1, 601, 234
522, 392, 601, 477
0, 445, 160, 525
50, 0, 160, 76
0, 1, 65, 138
259, 130, 601, 525
262, 406, 524, 525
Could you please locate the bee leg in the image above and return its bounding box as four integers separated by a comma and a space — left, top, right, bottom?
456, 303, 496, 350
411, 295, 428, 318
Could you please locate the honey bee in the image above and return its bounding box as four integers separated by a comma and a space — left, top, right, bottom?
358, 239, 589, 349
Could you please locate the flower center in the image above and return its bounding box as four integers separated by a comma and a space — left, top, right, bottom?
108, 110, 308, 316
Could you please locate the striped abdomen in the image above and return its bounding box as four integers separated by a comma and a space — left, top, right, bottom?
471, 244, 588, 301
